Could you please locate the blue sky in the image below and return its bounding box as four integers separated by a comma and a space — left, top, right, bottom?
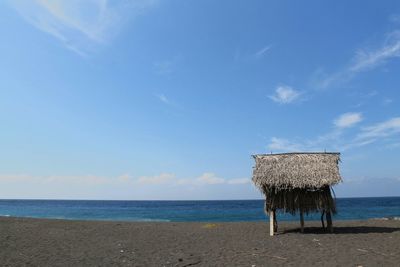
0, 0, 399, 200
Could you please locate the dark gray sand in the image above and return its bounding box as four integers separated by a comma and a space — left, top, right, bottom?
1, 217, 400, 266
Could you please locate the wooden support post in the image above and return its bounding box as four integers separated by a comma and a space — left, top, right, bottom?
321, 210, 325, 230
273, 209, 278, 233
326, 211, 333, 233
300, 210, 304, 233
269, 210, 274, 236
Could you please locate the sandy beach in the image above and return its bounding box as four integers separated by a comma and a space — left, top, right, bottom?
1, 217, 400, 266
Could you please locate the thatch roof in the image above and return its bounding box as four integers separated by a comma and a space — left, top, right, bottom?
252, 152, 342, 190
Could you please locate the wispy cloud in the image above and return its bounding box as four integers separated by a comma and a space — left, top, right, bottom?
0, 172, 249, 187
350, 90, 379, 108
382, 97, 394, 105
268, 137, 304, 152
153, 60, 175, 75
137, 172, 251, 187
177, 173, 249, 186
154, 93, 171, 105
267, 135, 326, 153
336, 176, 400, 197
0, 172, 252, 199
254, 45, 272, 59
233, 44, 273, 62
195, 173, 225, 185
136, 173, 175, 185
269, 85, 302, 104
350, 31, 400, 72
267, 130, 342, 152
334, 112, 363, 128
9, 0, 158, 56
267, 112, 360, 152
314, 30, 400, 89
390, 14, 400, 23
267, 113, 400, 153
153, 56, 183, 75
0, 173, 141, 188
357, 117, 400, 140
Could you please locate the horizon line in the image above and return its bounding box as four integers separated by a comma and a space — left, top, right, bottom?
1, 196, 399, 201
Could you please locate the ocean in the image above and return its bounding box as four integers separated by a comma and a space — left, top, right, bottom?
0, 197, 399, 222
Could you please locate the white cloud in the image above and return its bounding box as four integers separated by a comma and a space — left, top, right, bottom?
45, 174, 110, 185
267, 137, 304, 152
267, 112, 362, 152
117, 174, 134, 183
267, 130, 342, 152
382, 97, 394, 105
314, 31, 400, 89
254, 45, 272, 59
136, 173, 175, 185
334, 112, 363, 128
233, 45, 273, 62
176, 173, 250, 186
390, 14, 400, 23
0, 172, 253, 199
267, 113, 400, 153
9, 0, 157, 55
358, 117, 400, 140
154, 93, 171, 105
350, 31, 400, 72
311, 69, 347, 90
269, 85, 301, 104
195, 173, 225, 185
267, 135, 334, 153
135, 172, 249, 187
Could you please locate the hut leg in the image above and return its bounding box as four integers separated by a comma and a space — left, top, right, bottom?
300, 210, 304, 233
326, 211, 333, 233
269, 210, 274, 236
321, 210, 325, 230
273, 209, 278, 232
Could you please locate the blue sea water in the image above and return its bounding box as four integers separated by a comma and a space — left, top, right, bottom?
0, 197, 399, 222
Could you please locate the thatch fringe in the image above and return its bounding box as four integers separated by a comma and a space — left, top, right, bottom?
263, 185, 337, 215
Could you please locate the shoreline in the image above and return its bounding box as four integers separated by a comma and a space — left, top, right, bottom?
1, 215, 399, 223
1, 216, 400, 266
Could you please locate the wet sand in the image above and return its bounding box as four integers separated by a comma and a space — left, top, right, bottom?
1, 217, 400, 266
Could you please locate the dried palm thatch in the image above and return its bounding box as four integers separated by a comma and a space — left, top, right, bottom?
253, 153, 341, 189
252, 152, 342, 215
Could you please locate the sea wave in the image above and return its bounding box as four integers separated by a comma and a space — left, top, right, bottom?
130, 218, 171, 222
371, 216, 400, 221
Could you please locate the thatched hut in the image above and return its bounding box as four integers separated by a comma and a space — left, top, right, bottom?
252, 152, 342, 235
